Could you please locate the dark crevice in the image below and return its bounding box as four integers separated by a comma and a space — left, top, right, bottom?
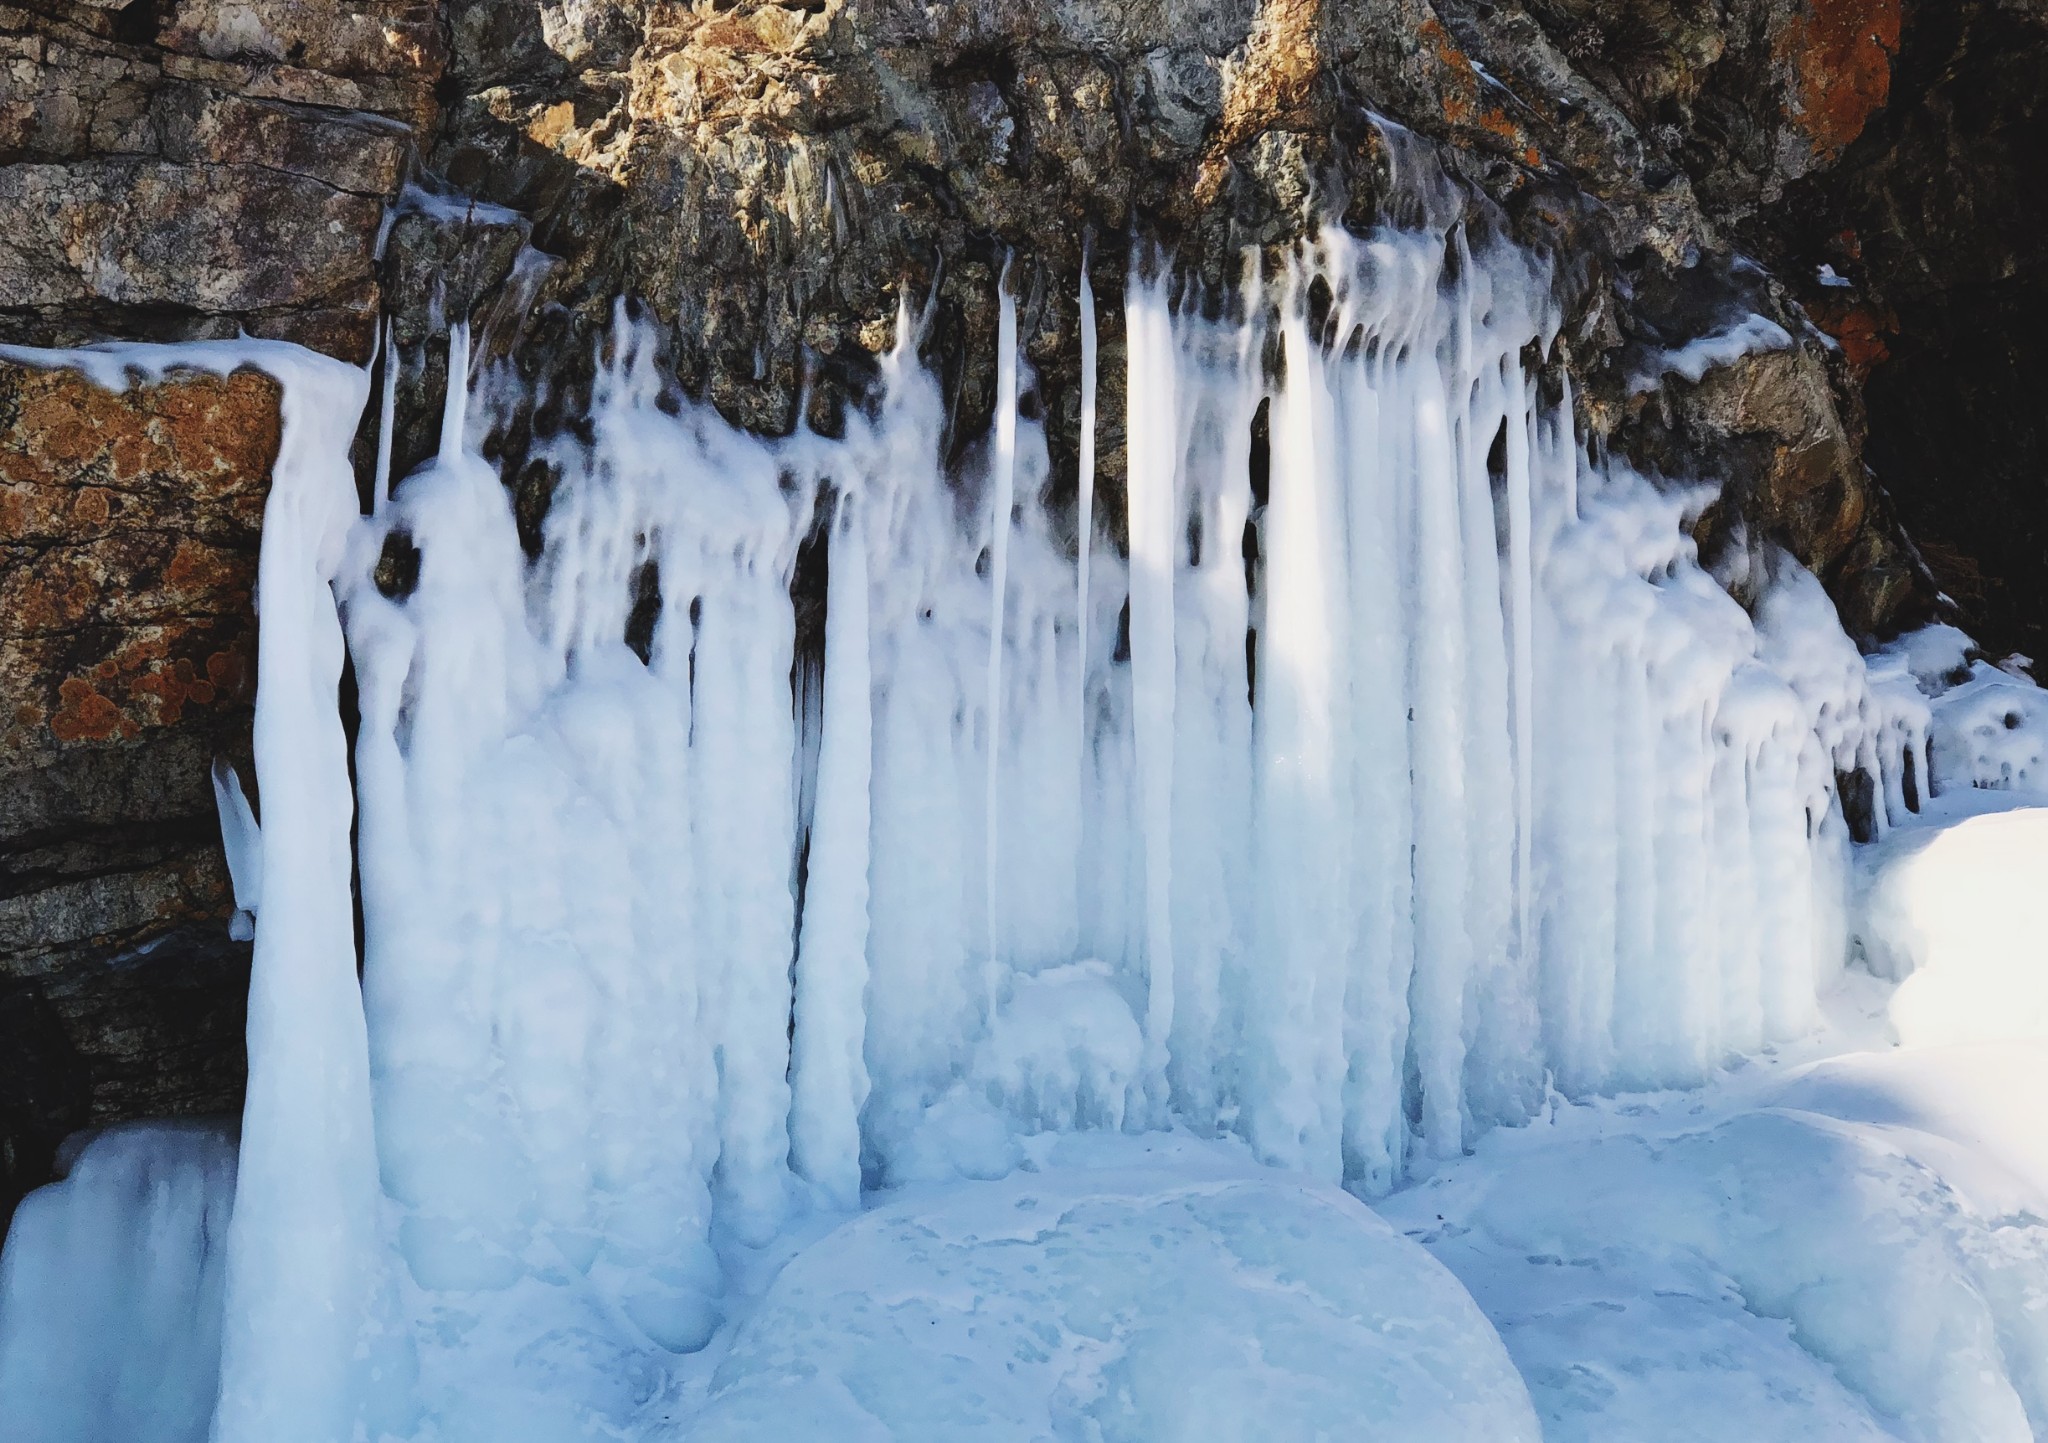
624, 556, 662, 664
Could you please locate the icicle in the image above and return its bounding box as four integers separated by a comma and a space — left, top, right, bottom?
985, 258, 1018, 985
211, 757, 263, 942
1407, 327, 1475, 1160
372, 316, 398, 515
788, 490, 874, 1211
1076, 246, 1098, 817
1124, 257, 1179, 1116
206, 346, 389, 1443
1247, 261, 1350, 1181
439, 322, 469, 463
1502, 359, 1537, 1008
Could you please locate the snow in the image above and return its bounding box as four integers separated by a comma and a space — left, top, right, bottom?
1628, 312, 1796, 393
1382, 988, 2048, 1442
0, 1123, 237, 1443
1857, 799, 2048, 1043
673, 1136, 1542, 1443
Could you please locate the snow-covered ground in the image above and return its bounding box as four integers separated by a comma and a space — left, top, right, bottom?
1383, 978, 2048, 1441
15, 947, 2046, 1442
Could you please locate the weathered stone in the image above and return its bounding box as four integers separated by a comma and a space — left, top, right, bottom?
157, 0, 443, 81
0, 361, 276, 1223
0, 160, 386, 355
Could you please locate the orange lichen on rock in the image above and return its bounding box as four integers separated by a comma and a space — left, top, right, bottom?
50, 677, 128, 744
127, 648, 224, 729
1193, 0, 1327, 205
1780, 0, 1902, 156
1420, 16, 1540, 168
2, 362, 280, 761
1420, 14, 1483, 127
1807, 296, 1897, 380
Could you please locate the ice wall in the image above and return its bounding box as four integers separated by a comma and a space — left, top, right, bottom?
331, 226, 1921, 1275
1, 218, 1929, 1434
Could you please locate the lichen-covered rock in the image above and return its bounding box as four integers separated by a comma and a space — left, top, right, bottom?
0, 360, 280, 1223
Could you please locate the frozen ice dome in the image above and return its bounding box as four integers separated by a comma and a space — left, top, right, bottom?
678, 1139, 1540, 1442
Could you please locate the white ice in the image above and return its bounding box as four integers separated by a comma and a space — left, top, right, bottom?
672, 1135, 1541, 1442
0, 1124, 237, 1443
1381, 991, 2048, 1443
1627, 312, 1796, 393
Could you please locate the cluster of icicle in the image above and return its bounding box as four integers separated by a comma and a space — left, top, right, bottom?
196, 220, 1927, 1419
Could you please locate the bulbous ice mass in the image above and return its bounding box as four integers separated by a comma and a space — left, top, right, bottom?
680, 1139, 1542, 1443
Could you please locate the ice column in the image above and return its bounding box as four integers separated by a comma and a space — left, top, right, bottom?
208, 347, 389, 1443
985, 262, 1019, 981
788, 487, 875, 1210
1076, 251, 1099, 831
1125, 260, 1180, 1117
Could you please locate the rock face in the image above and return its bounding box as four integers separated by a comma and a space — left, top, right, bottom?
0, 360, 278, 1218
405, 0, 1936, 626
0, 0, 2039, 1221
1763, 0, 2048, 659
0, 0, 440, 360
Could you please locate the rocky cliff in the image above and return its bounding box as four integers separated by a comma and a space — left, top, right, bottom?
1, 0, 2041, 1222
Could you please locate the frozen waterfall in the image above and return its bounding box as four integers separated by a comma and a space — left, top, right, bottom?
0, 220, 1937, 1437
328, 224, 1923, 1304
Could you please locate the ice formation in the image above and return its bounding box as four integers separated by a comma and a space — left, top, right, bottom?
678, 1136, 1542, 1441
0, 215, 1957, 1438
1387, 1031, 2048, 1443
0, 1124, 237, 1443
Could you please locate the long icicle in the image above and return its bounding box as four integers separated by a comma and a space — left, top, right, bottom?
439, 322, 470, 463
1125, 252, 1179, 1116
788, 489, 874, 1210
372, 315, 398, 514
1076, 241, 1098, 843
985, 257, 1019, 988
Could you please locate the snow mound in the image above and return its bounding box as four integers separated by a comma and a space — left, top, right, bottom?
1857, 803, 2048, 1043
1928, 664, 2048, 795
1775, 1041, 2048, 1211
1395, 1088, 2048, 1442
0, 1122, 238, 1443
677, 1139, 1539, 1442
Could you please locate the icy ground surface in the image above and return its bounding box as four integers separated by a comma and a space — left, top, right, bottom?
662, 1134, 1541, 1441
634, 955, 2048, 1442
1381, 974, 2048, 1442
8, 958, 2048, 1441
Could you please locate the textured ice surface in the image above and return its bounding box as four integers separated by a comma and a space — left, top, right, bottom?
0, 1123, 237, 1443
1384, 1003, 2048, 1443
1928, 663, 2048, 795
674, 1136, 1541, 1443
